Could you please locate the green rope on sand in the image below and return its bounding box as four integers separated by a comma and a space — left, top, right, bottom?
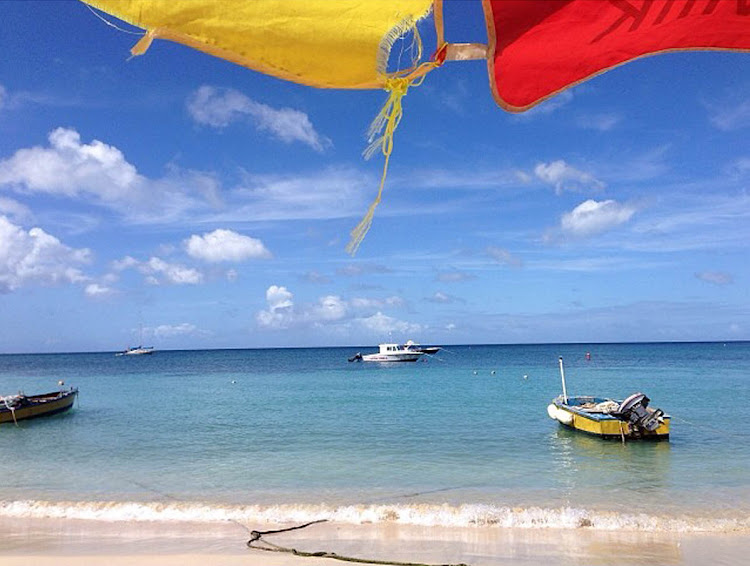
247, 520, 470, 566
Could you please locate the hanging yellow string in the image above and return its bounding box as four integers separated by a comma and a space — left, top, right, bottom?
345, 53, 444, 255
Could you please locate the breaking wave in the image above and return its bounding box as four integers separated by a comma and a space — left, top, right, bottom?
1, 500, 748, 533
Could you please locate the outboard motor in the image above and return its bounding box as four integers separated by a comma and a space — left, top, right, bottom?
616, 392, 664, 432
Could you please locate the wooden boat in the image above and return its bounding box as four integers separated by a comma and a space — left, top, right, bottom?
0, 387, 78, 424
547, 357, 670, 441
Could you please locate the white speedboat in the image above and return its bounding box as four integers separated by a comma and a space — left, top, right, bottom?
404, 340, 441, 355
350, 343, 424, 363
116, 345, 155, 356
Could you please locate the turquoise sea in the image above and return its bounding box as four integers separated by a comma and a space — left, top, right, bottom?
1, 342, 749, 532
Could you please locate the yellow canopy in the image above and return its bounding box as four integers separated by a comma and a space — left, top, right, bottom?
82, 0, 434, 89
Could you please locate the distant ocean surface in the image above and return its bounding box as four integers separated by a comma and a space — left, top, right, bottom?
2, 343, 749, 533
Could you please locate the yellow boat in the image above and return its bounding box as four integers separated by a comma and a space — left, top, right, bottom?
1, 387, 78, 425
547, 358, 670, 441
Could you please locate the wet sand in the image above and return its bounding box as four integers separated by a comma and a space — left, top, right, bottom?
0, 517, 748, 566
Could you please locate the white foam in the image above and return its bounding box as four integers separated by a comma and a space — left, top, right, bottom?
0, 500, 747, 533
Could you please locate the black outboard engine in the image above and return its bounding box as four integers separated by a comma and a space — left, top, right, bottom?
616, 393, 664, 432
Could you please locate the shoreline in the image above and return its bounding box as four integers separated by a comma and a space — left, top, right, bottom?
2, 517, 749, 566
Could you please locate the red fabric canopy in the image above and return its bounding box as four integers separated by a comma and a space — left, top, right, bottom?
483, 0, 750, 111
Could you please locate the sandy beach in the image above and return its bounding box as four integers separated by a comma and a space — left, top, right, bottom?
1, 517, 749, 566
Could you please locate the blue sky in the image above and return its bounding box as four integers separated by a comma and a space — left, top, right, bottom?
1, 1, 749, 353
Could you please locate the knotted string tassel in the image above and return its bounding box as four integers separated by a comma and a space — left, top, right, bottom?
346, 77, 411, 255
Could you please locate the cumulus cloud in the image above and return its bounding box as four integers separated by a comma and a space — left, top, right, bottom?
141, 257, 203, 285
0, 128, 220, 223
256, 285, 296, 329
84, 283, 115, 297
187, 85, 330, 152
486, 246, 523, 268
185, 229, 271, 262
312, 295, 348, 322
534, 160, 605, 194
255, 285, 418, 334
560, 199, 636, 237
0, 197, 31, 223
0, 215, 91, 293
112, 255, 203, 285
695, 271, 733, 285
356, 311, 423, 335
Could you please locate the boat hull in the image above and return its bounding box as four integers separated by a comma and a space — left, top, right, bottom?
361, 353, 422, 362
0, 389, 78, 424
548, 396, 670, 440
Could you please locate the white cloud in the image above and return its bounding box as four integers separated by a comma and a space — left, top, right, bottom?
185, 229, 271, 262
350, 296, 405, 310
256, 285, 296, 329
141, 257, 203, 285
576, 113, 621, 131
113, 255, 203, 285
706, 93, 750, 131
223, 167, 372, 222
486, 246, 522, 268
0, 84, 5, 110
255, 286, 418, 334
356, 311, 423, 335
560, 199, 636, 237
695, 271, 733, 285
150, 323, 198, 338
84, 283, 115, 297
426, 291, 464, 304
312, 295, 348, 322
112, 256, 139, 271
436, 270, 475, 283
0, 197, 31, 223
0, 128, 221, 224
187, 85, 330, 152
534, 160, 605, 194
0, 215, 91, 293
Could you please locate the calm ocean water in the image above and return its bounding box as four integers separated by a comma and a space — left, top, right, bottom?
1, 342, 749, 532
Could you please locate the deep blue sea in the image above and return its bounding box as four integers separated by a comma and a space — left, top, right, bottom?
1, 342, 749, 532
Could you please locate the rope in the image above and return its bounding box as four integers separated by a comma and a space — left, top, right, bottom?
84, 4, 145, 36
247, 520, 469, 566
1, 395, 21, 427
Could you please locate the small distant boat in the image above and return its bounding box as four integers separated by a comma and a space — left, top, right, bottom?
547, 357, 670, 441
349, 343, 425, 363
1, 387, 78, 425
403, 340, 442, 355
116, 345, 155, 356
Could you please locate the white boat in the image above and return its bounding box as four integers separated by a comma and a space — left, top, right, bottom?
403, 340, 441, 355
349, 343, 424, 363
116, 345, 155, 356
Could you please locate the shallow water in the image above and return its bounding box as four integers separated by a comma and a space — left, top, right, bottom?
1, 343, 749, 532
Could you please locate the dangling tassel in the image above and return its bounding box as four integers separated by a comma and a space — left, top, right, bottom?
346, 77, 411, 255
130, 29, 157, 58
